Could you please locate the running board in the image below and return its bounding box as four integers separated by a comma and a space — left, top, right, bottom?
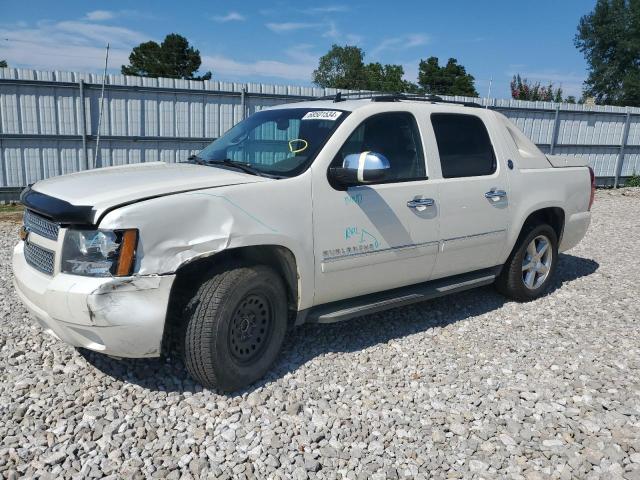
306, 267, 500, 324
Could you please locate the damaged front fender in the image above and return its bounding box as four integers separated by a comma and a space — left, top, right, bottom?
96, 176, 315, 310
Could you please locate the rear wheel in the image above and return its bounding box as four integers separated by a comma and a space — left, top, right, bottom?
183, 263, 287, 391
496, 224, 558, 302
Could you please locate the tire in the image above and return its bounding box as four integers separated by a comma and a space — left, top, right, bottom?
183, 263, 288, 391
495, 223, 558, 302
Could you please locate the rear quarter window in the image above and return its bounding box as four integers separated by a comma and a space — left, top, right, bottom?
431, 113, 496, 178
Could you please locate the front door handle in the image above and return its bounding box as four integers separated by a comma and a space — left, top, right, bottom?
407, 198, 435, 209
484, 189, 507, 201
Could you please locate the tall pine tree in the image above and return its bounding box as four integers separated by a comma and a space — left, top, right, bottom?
121, 34, 211, 80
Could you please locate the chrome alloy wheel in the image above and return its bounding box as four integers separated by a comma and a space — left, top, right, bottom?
522, 235, 553, 290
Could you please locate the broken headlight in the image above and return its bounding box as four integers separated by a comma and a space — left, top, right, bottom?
61, 229, 138, 277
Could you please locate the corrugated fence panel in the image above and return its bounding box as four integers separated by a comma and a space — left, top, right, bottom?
42, 146, 60, 178
557, 113, 625, 145
2, 67, 640, 188
1, 85, 20, 133
20, 90, 38, 134
144, 95, 159, 137
627, 117, 640, 146
553, 145, 620, 177
128, 96, 141, 136
3, 146, 23, 186
621, 147, 640, 176
57, 91, 77, 135
176, 95, 189, 137
110, 92, 128, 136
190, 100, 203, 138
159, 96, 175, 137
39, 92, 57, 135
23, 147, 41, 184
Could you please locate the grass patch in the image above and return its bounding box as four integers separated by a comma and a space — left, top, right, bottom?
0, 203, 24, 222
625, 173, 640, 187
0, 203, 23, 213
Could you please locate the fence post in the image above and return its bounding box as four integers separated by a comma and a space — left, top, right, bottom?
549, 105, 561, 155
240, 86, 247, 121
78, 80, 89, 170
614, 110, 632, 188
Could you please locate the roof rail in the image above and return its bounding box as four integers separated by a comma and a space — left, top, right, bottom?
315, 91, 482, 108
315, 91, 378, 102
371, 93, 482, 108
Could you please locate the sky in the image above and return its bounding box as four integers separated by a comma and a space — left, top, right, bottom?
0, 0, 595, 99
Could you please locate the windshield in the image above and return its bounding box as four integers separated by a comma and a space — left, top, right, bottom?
196, 108, 348, 177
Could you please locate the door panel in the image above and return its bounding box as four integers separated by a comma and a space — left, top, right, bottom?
313, 182, 440, 305
432, 177, 508, 278
311, 111, 440, 306
428, 112, 510, 278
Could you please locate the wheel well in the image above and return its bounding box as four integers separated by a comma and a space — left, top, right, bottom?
520, 207, 565, 243
161, 245, 299, 355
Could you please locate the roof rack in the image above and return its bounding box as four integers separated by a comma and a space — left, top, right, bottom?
315, 91, 378, 102
375, 93, 482, 108
316, 91, 482, 108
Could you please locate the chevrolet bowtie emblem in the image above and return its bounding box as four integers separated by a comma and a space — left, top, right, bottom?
19, 226, 29, 241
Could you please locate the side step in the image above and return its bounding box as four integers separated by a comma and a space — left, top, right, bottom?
306, 267, 500, 324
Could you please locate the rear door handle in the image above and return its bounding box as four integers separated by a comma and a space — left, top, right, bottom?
407, 198, 435, 209
484, 189, 507, 201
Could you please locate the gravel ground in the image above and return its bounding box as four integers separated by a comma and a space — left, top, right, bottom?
1, 189, 640, 480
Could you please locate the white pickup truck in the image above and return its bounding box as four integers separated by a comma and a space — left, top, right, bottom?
13, 94, 594, 391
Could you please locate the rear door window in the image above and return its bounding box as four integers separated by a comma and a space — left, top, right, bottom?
431, 113, 496, 178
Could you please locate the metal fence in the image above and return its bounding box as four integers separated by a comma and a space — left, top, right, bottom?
2, 67, 640, 199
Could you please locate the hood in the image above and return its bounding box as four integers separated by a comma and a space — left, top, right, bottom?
25, 162, 269, 225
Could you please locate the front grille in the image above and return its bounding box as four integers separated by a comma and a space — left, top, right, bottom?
24, 209, 59, 241
24, 240, 56, 275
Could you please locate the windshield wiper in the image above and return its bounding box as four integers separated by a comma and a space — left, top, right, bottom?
208, 158, 267, 177
186, 154, 207, 165
187, 156, 282, 178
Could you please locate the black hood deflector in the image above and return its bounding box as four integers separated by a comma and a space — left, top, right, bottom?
20, 183, 230, 227
21, 187, 95, 225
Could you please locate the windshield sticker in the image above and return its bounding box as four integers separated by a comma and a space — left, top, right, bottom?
302, 110, 342, 121
288, 139, 308, 153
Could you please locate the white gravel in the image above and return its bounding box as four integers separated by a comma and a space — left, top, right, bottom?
1, 189, 640, 479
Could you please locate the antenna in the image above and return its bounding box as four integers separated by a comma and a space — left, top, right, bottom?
94, 43, 110, 169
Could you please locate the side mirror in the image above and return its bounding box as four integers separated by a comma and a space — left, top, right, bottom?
329, 152, 390, 187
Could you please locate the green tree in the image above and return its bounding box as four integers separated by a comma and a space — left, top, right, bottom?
510, 74, 564, 101
121, 33, 211, 80
554, 87, 564, 103
364, 62, 418, 92
312, 45, 368, 90
0, 60, 7, 68
575, 0, 640, 106
312, 44, 418, 92
417, 57, 478, 97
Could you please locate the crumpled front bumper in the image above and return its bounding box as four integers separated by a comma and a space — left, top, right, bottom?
12, 241, 175, 358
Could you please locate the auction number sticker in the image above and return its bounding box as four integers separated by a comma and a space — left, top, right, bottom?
302, 110, 342, 121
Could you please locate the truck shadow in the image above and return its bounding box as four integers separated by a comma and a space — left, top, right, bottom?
79, 253, 598, 395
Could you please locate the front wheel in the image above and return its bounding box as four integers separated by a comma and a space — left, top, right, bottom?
183, 263, 288, 391
496, 224, 558, 302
